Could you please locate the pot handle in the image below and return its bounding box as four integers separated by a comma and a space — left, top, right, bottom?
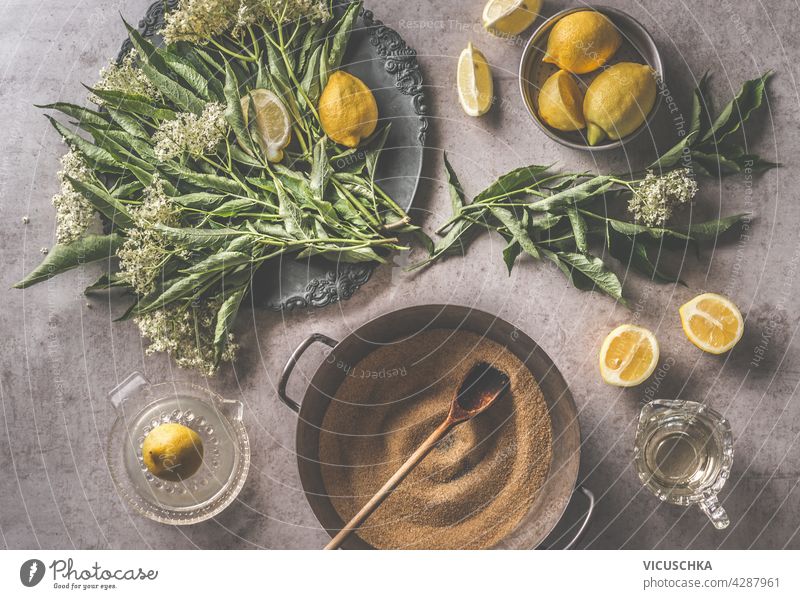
542, 486, 595, 550
277, 333, 338, 413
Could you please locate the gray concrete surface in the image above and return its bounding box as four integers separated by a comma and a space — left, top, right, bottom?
1, 0, 798, 549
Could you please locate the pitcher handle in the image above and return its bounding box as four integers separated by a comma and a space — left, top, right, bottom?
699, 494, 730, 529
107, 371, 149, 409
277, 333, 338, 413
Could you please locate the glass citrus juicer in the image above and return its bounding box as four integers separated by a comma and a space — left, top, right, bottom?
106, 372, 250, 525
634, 399, 734, 529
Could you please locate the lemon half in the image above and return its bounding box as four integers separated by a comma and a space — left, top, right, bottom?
599, 324, 660, 387
457, 42, 494, 117
583, 62, 657, 145
142, 422, 204, 482
483, 0, 542, 36
240, 88, 291, 162
680, 293, 744, 354
538, 69, 585, 131
543, 10, 622, 75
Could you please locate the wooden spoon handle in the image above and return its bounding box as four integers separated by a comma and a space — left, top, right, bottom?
324, 419, 453, 550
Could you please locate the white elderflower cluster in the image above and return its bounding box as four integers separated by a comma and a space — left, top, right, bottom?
117, 176, 179, 294
51, 150, 95, 243
135, 299, 238, 375
628, 168, 699, 227
89, 51, 159, 105
152, 102, 228, 162
162, 0, 330, 43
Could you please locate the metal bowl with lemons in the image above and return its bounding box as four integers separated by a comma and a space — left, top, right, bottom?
518, 5, 664, 151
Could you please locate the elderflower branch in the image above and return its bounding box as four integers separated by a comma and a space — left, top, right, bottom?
89, 51, 159, 106
626, 169, 698, 227
153, 102, 229, 161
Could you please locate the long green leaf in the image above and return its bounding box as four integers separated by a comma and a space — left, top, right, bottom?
490, 207, 539, 259
543, 249, 625, 302
140, 63, 205, 115
47, 116, 122, 173
474, 164, 551, 203
67, 177, 133, 229
529, 175, 615, 212
223, 63, 257, 156
566, 206, 588, 253
700, 71, 772, 145
327, 1, 361, 72
37, 102, 109, 129
213, 286, 247, 365
14, 234, 122, 288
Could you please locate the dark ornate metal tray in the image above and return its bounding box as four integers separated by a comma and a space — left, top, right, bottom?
120, 0, 427, 311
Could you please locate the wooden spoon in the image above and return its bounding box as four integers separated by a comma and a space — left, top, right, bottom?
324, 361, 510, 550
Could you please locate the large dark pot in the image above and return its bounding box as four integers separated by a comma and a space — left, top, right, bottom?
278, 304, 593, 549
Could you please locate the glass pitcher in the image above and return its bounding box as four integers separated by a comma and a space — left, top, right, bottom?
634, 399, 734, 529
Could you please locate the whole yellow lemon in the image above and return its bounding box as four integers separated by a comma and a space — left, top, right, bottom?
538, 69, 586, 131
543, 11, 622, 75
142, 422, 204, 482
319, 71, 378, 148
583, 62, 657, 145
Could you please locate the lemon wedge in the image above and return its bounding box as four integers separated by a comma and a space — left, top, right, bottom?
538, 69, 585, 131
482, 0, 541, 36
240, 88, 291, 162
679, 293, 744, 354
457, 42, 494, 117
599, 324, 659, 387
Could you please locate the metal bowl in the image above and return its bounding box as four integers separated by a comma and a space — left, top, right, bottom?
519, 5, 664, 151
277, 304, 592, 549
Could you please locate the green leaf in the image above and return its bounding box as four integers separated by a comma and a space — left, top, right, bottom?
163, 163, 245, 195
310, 136, 330, 203
566, 206, 588, 253
529, 175, 615, 212
606, 217, 692, 240
223, 63, 257, 156
173, 192, 230, 208
135, 271, 217, 314
327, 1, 361, 72
14, 234, 123, 288
36, 102, 109, 129
607, 228, 680, 283
213, 286, 247, 365
542, 249, 625, 303
182, 251, 251, 274
46, 116, 122, 173
490, 207, 539, 259
365, 124, 392, 184
700, 71, 772, 145
123, 19, 170, 74
104, 107, 150, 140
85, 87, 177, 121
502, 238, 521, 275
83, 272, 130, 294
474, 164, 551, 203
300, 44, 323, 106
157, 47, 212, 100
276, 181, 307, 239
140, 62, 206, 115
679, 213, 749, 241
67, 177, 133, 229
689, 72, 712, 137
153, 224, 246, 248
443, 151, 466, 214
